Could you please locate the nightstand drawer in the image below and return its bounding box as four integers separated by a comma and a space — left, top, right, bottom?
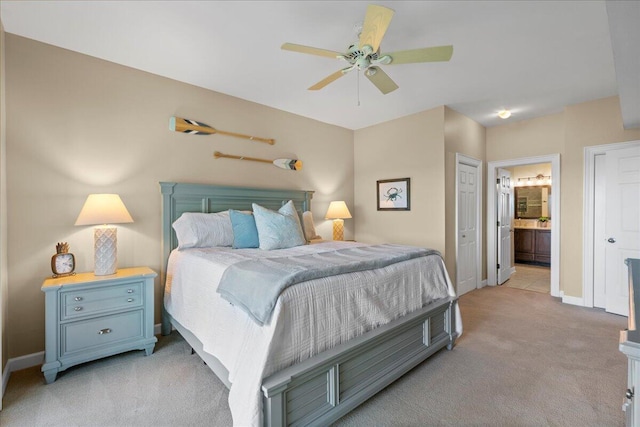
61, 310, 144, 356
62, 282, 143, 320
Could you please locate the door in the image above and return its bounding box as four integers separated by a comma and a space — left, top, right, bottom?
497, 168, 513, 284
605, 145, 640, 316
457, 162, 478, 295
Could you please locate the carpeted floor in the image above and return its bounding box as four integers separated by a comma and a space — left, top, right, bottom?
1, 285, 627, 426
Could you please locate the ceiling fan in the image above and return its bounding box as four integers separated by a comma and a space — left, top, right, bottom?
281, 4, 453, 95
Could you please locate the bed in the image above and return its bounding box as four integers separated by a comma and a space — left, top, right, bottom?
159, 182, 460, 426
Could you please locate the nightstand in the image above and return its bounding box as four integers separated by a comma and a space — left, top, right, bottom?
41, 267, 158, 384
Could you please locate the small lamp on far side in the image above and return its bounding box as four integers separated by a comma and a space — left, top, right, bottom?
75, 194, 134, 276
325, 201, 352, 241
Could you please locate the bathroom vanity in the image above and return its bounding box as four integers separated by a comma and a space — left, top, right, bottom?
514, 223, 551, 266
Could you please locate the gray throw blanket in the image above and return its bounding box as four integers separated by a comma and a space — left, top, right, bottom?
217, 244, 440, 325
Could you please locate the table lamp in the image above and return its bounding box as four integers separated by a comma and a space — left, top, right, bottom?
325, 201, 352, 241
75, 194, 134, 275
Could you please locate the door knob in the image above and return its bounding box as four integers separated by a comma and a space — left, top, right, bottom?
607, 237, 616, 243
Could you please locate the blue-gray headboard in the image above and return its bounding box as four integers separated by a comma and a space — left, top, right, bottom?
159, 181, 314, 277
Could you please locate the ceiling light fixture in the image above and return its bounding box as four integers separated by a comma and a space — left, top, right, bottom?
497, 109, 512, 119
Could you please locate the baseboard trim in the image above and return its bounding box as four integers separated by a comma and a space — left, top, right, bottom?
561, 292, 585, 307
480, 279, 488, 288
2, 363, 10, 399
7, 351, 44, 372
154, 322, 161, 336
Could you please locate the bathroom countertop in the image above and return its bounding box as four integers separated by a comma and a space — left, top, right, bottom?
513, 219, 551, 230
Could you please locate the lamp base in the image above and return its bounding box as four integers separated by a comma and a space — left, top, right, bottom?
332, 219, 345, 241
94, 226, 117, 275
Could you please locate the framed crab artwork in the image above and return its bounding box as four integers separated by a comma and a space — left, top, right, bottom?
377, 178, 410, 211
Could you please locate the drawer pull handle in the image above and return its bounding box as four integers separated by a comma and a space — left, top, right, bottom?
98, 328, 112, 335
127, 298, 134, 303
74, 296, 83, 301
74, 306, 83, 312
127, 289, 134, 294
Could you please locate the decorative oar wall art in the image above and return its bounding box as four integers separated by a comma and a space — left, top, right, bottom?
214, 151, 303, 171
169, 116, 275, 145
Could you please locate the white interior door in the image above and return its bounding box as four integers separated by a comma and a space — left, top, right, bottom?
497, 168, 513, 285
605, 145, 640, 316
457, 162, 478, 295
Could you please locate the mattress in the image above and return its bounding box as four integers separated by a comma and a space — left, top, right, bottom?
164, 241, 460, 426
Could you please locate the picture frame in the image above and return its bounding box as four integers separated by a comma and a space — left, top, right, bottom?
377, 178, 410, 211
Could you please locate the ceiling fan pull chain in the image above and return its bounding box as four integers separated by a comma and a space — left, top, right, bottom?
357, 70, 361, 107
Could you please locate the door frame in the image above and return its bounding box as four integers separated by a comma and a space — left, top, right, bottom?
487, 154, 560, 297
583, 139, 640, 308
455, 153, 483, 293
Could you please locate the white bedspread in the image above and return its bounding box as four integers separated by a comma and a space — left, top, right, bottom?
164, 241, 461, 426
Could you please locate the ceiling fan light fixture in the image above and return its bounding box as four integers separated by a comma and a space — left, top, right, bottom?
377, 55, 392, 65
498, 109, 512, 119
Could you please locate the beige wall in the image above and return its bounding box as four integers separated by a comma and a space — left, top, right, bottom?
444, 107, 486, 286
510, 163, 552, 182
1, 20, 8, 373
5, 35, 354, 358
486, 112, 565, 162
487, 97, 640, 297
353, 107, 446, 253
353, 106, 486, 291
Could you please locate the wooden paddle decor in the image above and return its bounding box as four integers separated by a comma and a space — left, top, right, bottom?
169, 117, 275, 145
213, 151, 302, 171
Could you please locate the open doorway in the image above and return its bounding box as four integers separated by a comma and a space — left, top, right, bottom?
505, 163, 552, 293
487, 154, 560, 297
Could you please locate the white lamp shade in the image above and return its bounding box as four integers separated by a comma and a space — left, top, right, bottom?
325, 201, 352, 220
75, 194, 134, 225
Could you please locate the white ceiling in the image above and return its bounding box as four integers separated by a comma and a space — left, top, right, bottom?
1, 1, 637, 130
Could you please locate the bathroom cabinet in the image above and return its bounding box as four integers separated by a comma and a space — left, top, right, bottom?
514, 228, 551, 266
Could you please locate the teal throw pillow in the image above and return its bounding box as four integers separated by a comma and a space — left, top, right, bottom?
252, 200, 306, 250
229, 209, 259, 249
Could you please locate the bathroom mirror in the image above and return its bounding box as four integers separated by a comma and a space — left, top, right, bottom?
515, 185, 551, 219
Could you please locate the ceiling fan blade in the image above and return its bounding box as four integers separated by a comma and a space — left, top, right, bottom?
308, 69, 348, 90
386, 45, 454, 65
281, 42, 342, 59
364, 66, 398, 94
359, 5, 394, 53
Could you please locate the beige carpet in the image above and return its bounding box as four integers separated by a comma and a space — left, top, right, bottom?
1, 286, 627, 426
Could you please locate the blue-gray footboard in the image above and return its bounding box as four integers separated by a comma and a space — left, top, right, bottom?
262, 296, 457, 427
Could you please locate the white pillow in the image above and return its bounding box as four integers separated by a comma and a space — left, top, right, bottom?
172, 211, 234, 249
252, 201, 306, 250
302, 211, 321, 242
